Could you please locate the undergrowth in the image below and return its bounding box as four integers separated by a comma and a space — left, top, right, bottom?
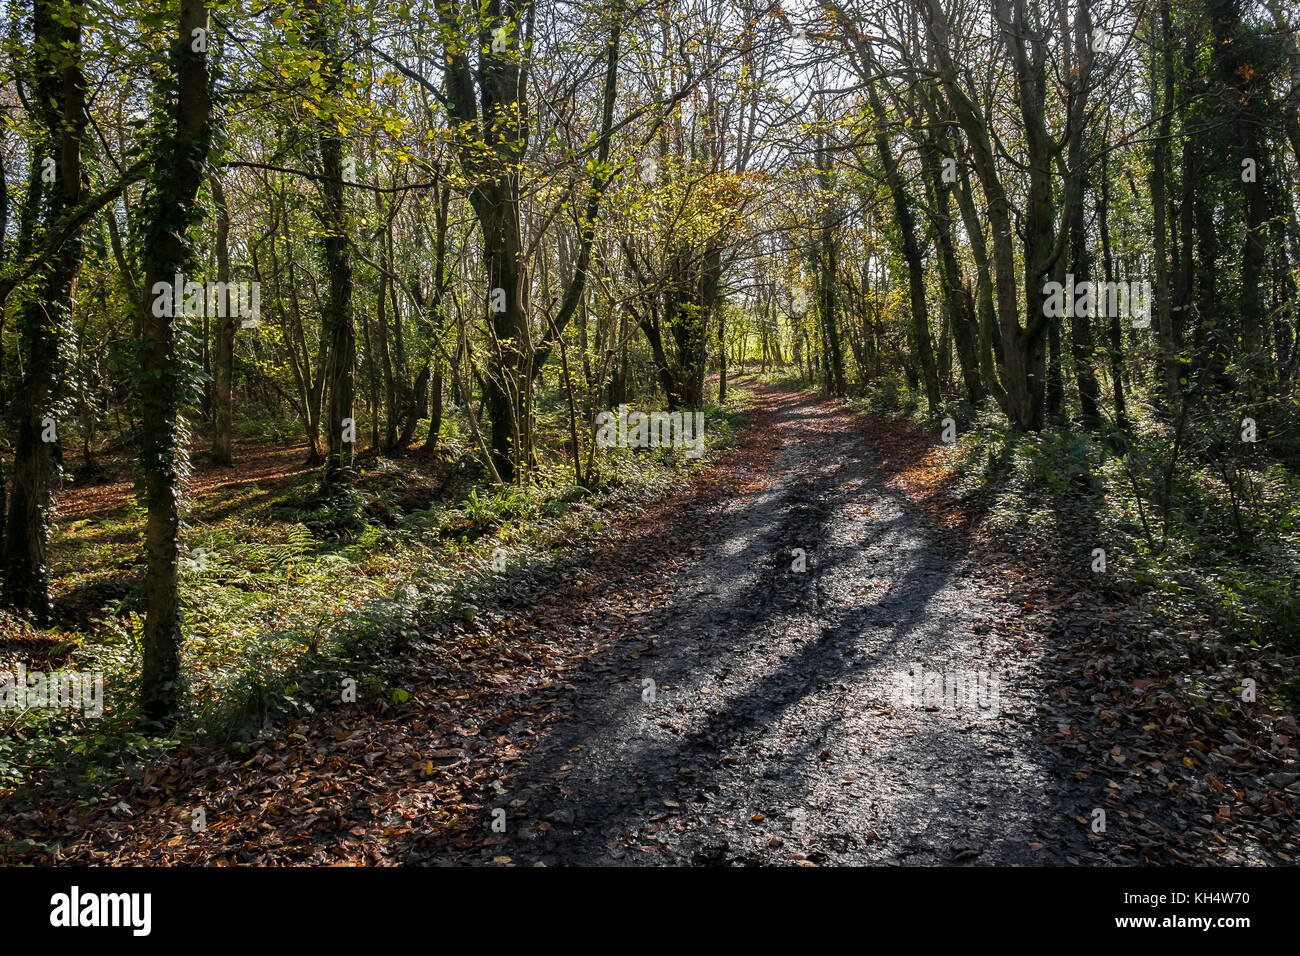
0, 393, 747, 817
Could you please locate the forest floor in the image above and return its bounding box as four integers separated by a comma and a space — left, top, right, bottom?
6, 380, 1297, 865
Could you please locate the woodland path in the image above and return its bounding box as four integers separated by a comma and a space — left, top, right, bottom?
433, 382, 1066, 865
19, 381, 1102, 866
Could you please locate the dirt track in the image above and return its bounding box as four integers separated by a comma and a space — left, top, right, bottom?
439, 381, 1065, 865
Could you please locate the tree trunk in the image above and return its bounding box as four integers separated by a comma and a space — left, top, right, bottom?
210, 174, 235, 466
3, 0, 89, 620
1210, 0, 1270, 394
138, 0, 213, 724
312, 0, 355, 483
919, 106, 984, 405
859, 58, 938, 411
1098, 143, 1129, 435
1149, 0, 1182, 403
816, 134, 847, 397
717, 298, 728, 403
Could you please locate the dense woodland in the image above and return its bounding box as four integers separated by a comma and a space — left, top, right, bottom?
0, 0, 1298, 857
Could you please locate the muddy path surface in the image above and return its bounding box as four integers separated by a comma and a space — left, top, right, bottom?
435, 381, 1069, 866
